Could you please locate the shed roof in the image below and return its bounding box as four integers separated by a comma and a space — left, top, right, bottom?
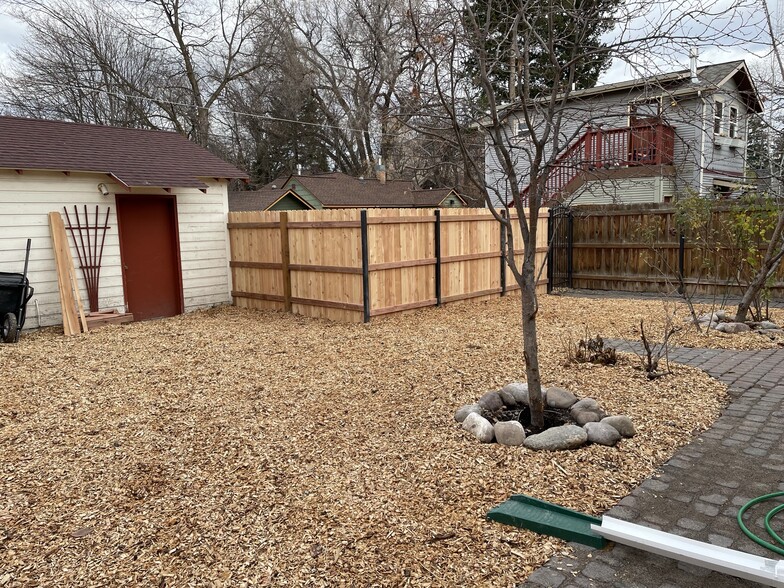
0, 116, 249, 190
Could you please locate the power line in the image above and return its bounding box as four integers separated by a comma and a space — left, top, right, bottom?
0, 80, 447, 141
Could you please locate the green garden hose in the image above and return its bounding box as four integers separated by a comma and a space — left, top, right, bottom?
737, 492, 784, 556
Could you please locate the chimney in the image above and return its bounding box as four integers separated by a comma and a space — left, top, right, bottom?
375, 158, 386, 184
690, 48, 699, 83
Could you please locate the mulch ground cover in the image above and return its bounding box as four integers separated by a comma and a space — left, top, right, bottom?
0, 295, 729, 586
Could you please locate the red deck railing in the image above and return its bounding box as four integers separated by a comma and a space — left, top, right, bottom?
517, 122, 675, 205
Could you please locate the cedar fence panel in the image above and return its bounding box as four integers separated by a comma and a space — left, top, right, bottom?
567, 204, 784, 298
228, 208, 549, 322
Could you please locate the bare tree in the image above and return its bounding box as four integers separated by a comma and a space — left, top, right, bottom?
408, 0, 759, 428
2, 0, 279, 146
734, 0, 784, 322
284, 0, 422, 176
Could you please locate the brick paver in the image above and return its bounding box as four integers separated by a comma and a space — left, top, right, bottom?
521, 344, 784, 588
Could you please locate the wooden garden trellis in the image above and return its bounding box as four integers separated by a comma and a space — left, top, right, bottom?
63, 205, 111, 312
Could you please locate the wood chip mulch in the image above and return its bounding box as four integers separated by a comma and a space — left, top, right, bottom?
0, 295, 729, 587
547, 294, 784, 350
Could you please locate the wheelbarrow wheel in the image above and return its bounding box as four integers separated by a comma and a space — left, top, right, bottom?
2, 313, 18, 343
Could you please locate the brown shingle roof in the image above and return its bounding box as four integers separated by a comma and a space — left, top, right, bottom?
279, 172, 462, 208
228, 188, 311, 211
0, 116, 248, 189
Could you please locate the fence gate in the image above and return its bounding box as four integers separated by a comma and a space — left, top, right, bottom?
547, 204, 573, 292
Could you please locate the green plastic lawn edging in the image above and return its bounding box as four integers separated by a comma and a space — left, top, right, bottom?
487, 494, 607, 549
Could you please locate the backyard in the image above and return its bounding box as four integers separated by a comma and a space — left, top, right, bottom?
0, 294, 774, 586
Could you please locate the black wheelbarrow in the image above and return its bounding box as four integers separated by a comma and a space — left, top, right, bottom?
0, 239, 35, 343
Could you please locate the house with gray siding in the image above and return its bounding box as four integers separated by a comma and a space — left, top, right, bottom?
485, 59, 763, 206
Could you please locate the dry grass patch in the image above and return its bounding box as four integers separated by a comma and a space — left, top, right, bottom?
0, 295, 727, 587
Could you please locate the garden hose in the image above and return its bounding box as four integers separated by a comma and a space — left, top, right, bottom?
736, 492, 784, 556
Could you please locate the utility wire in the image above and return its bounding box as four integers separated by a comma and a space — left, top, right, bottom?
0, 80, 465, 141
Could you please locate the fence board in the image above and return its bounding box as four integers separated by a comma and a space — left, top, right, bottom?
228, 207, 550, 322
566, 204, 784, 298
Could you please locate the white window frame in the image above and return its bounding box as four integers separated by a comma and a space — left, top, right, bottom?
729, 106, 739, 139
713, 99, 725, 136
511, 119, 531, 141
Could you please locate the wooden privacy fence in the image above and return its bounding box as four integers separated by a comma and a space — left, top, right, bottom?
564, 204, 784, 298
228, 208, 549, 322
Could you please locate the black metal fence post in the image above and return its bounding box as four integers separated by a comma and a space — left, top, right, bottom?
546, 209, 554, 293
360, 210, 370, 323
500, 210, 507, 295
567, 211, 574, 288
678, 233, 686, 294
434, 209, 442, 306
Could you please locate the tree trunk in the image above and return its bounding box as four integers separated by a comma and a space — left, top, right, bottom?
520, 252, 544, 430
735, 212, 784, 323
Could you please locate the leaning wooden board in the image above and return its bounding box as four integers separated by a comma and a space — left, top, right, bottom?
48, 212, 88, 335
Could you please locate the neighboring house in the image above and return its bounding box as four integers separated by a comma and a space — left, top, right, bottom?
0, 116, 248, 327
486, 59, 764, 206
229, 171, 467, 211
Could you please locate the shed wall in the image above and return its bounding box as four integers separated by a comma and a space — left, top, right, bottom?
0, 169, 232, 328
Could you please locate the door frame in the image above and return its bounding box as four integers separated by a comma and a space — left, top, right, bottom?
115, 193, 185, 317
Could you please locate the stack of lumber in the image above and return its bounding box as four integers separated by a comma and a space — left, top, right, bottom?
48, 211, 88, 336
85, 309, 134, 330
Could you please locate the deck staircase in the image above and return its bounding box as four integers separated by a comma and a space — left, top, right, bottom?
518, 122, 675, 205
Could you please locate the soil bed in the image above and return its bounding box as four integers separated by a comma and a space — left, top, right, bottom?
499, 406, 573, 436
0, 294, 728, 586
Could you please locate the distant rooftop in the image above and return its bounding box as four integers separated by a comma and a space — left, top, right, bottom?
230, 171, 465, 211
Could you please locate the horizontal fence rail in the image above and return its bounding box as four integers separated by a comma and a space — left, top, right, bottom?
228, 208, 550, 322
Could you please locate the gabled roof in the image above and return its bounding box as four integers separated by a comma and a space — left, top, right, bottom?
278, 172, 463, 208
411, 188, 466, 207
230, 172, 464, 210
0, 116, 249, 190
502, 60, 763, 116
229, 188, 312, 211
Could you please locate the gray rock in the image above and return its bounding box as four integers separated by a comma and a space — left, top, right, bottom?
454, 403, 481, 423
571, 398, 601, 411
494, 421, 526, 446
478, 390, 504, 414
584, 422, 622, 446
572, 409, 605, 425
697, 312, 720, 323
601, 415, 637, 438
502, 382, 529, 406
761, 329, 784, 336
758, 320, 778, 330
523, 425, 588, 451
715, 322, 751, 334
570, 397, 606, 425
546, 387, 578, 409
715, 309, 728, 320
461, 413, 495, 443
498, 388, 518, 408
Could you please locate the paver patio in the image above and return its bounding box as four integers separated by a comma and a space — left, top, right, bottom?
524, 343, 784, 588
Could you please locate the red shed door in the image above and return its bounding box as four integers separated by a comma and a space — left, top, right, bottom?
116, 195, 183, 321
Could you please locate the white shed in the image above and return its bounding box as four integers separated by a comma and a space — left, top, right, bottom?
0, 116, 248, 329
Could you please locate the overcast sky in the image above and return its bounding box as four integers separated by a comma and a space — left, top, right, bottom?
0, 13, 25, 71
0, 1, 781, 84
